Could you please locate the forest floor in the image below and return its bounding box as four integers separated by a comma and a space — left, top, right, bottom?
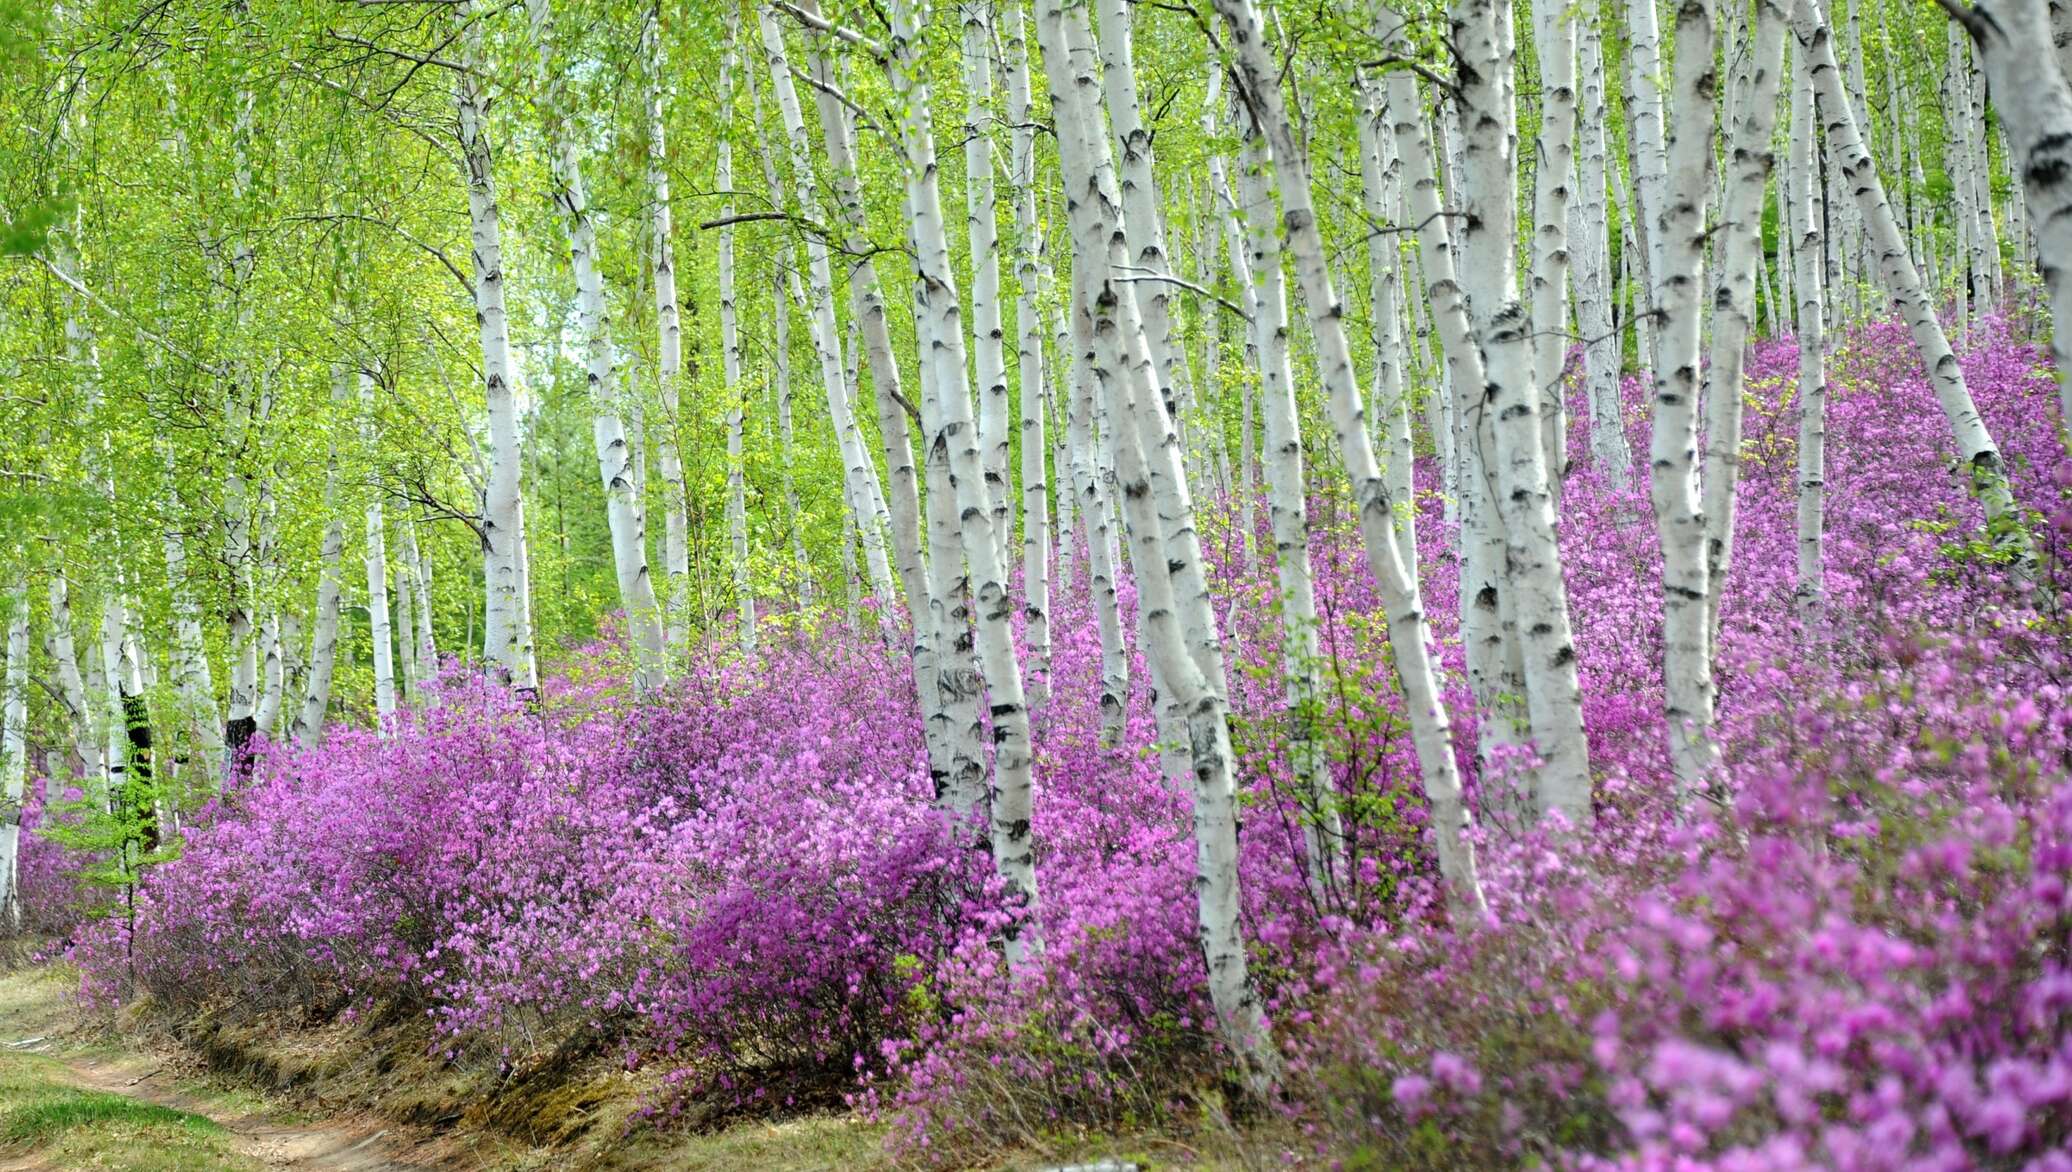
0, 959, 1186, 1170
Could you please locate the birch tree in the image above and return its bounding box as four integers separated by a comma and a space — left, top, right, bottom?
1218, 1, 1495, 896
457, 0, 536, 693
891, 0, 1041, 961
526, 0, 666, 683
1700, 0, 1790, 638
1789, 42, 1829, 614
647, 4, 692, 655
1951, 0, 2072, 430
1574, 15, 1634, 489
1648, 0, 1723, 796
0, 581, 26, 928
1790, 0, 2031, 561
1036, 0, 1271, 1077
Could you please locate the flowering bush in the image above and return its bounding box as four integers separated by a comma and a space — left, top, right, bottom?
30, 317, 2072, 1166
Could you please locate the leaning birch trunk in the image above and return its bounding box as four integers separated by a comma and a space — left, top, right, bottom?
1698, 0, 1789, 639
1221, 2, 1494, 897
457, 0, 535, 693
959, 2, 1014, 571
1529, 0, 1579, 485
646, 6, 692, 655
1237, 110, 1340, 899
757, 10, 899, 615
1003, 2, 1051, 700
291, 369, 349, 745
1036, 0, 1272, 1080
1094, 0, 1194, 438
1357, 73, 1420, 575
1792, 0, 2032, 556
528, 0, 666, 684
1376, 10, 1592, 828
717, 16, 755, 656
1957, 0, 2072, 433
1, 581, 27, 929
363, 372, 398, 726
1085, 18, 1225, 701
795, 2, 967, 796
1574, 18, 1633, 489
1790, 43, 1829, 615
1648, 0, 1722, 798
892, 0, 1043, 965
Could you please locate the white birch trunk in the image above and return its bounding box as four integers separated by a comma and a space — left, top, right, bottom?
1530, 0, 1579, 485
959, 3, 1014, 572
1647, 0, 1722, 797
44, 572, 101, 789
1625, 0, 1670, 346
1357, 75, 1420, 575
796, 2, 966, 796
1387, 6, 1593, 826
1004, 2, 1051, 700
159, 462, 223, 778
292, 406, 346, 744
1959, 0, 2072, 433
1790, 42, 1829, 614
394, 557, 418, 700
1221, 2, 1494, 899
1038, 0, 1270, 1078
891, 0, 1043, 962
1699, 0, 1789, 639
1236, 110, 1339, 898
717, 16, 755, 656
1094, 0, 1193, 443
527, 0, 666, 684
363, 371, 397, 726
458, 0, 535, 693
1063, 309, 1132, 745
757, 11, 899, 615
646, 7, 692, 656
0, 582, 25, 928
773, 267, 814, 604
1575, 19, 1634, 490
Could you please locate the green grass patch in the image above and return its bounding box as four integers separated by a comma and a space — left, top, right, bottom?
0, 1048, 258, 1170
2, 1087, 223, 1143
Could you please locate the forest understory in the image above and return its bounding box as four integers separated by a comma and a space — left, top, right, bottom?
5, 0, 2072, 1168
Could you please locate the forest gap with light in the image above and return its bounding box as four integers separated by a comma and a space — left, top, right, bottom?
2, 0, 2071, 1166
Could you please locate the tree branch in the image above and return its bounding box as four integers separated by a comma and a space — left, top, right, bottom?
1110, 269, 1254, 322
28, 255, 222, 375
771, 1, 885, 58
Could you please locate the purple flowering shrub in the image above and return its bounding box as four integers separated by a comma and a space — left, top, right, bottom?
38, 318, 2072, 1166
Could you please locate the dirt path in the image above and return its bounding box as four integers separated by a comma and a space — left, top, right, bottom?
0, 968, 449, 1172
